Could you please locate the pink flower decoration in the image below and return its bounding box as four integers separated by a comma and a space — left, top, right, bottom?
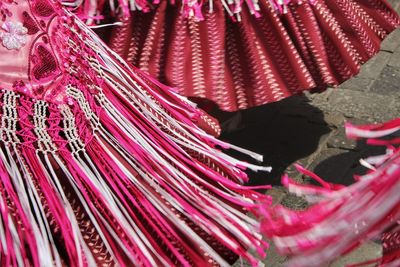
0, 21, 28, 50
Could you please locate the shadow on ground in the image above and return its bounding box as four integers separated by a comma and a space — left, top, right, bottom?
211, 95, 332, 187
312, 136, 387, 186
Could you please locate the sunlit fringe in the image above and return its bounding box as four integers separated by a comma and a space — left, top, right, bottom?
263, 118, 400, 267
74, 15, 274, 262
0, 8, 275, 267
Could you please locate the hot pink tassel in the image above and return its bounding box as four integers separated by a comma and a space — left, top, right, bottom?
0, 2, 275, 265
263, 120, 400, 267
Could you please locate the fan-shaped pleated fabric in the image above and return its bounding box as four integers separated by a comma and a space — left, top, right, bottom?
106, 0, 399, 111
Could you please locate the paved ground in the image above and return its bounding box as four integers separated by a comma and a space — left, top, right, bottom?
224, 2, 400, 266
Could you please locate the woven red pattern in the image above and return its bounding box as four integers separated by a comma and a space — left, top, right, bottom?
105, 0, 400, 111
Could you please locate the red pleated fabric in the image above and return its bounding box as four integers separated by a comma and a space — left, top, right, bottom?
381, 225, 400, 266
104, 0, 400, 111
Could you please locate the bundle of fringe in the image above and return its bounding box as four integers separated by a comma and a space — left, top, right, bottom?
264, 118, 400, 267
0, 1, 273, 265
2, 1, 400, 266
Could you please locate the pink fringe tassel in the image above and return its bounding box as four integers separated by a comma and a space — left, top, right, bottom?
263, 118, 400, 267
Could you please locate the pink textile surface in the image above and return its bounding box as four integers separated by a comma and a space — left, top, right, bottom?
1, 0, 400, 266
0, 0, 274, 265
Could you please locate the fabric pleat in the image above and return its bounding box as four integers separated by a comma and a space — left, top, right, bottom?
98, 0, 400, 111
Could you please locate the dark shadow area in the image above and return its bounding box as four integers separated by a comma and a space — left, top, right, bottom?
311, 133, 389, 186
210, 95, 332, 187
